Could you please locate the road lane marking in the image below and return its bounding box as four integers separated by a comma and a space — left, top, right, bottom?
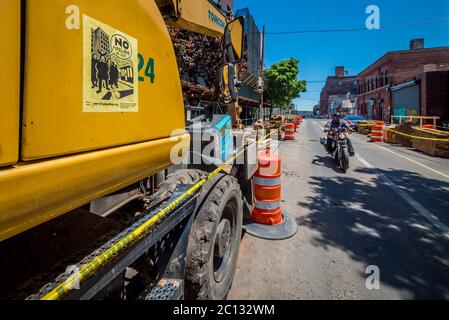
372, 143, 449, 181
356, 154, 449, 241
312, 121, 324, 131
356, 154, 374, 169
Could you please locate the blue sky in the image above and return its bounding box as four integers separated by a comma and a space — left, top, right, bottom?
234, 0, 449, 111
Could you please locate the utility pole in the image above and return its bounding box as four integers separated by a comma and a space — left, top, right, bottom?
258, 25, 266, 121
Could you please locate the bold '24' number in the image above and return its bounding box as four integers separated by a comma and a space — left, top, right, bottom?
138, 54, 155, 84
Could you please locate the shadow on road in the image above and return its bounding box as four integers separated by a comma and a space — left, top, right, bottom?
297, 168, 449, 299
311, 155, 345, 174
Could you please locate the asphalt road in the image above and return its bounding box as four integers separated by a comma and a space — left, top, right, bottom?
229, 119, 449, 300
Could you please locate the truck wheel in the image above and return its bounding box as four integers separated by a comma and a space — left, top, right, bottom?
185, 174, 243, 300
145, 170, 206, 209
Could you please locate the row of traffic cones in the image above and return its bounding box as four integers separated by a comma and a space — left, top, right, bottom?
283, 116, 303, 141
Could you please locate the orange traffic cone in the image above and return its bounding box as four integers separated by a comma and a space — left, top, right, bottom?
245, 150, 298, 240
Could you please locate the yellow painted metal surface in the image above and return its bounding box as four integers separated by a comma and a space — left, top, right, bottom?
23, 0, 185, 160
227, 18, 244, 61
166, 0, 227, 38
0, 0, 20, 167
0, 134, 190, 241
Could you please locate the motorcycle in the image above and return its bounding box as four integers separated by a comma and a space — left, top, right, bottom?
320, 127, 351, 173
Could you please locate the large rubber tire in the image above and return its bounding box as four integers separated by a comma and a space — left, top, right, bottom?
340, 148, 350, 173
145, 170, 206, 209
185, 174, 243, 300
333, 148, 339, 164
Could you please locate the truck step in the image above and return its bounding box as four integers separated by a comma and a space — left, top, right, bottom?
139, 279, 183, 300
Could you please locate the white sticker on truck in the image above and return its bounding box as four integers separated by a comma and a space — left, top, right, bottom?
83, 15, 139, 113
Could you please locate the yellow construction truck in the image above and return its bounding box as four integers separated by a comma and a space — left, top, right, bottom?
0, 0, 258, 300
1, 0, 297, 300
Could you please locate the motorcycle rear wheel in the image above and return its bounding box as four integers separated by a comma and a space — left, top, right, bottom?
340, 148, 350, 173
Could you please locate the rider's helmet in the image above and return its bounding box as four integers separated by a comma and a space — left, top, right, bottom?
333, 112, 342, 120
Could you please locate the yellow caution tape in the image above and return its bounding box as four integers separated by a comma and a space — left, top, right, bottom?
354, 124, 449, 141
356, 124, 383, 127
386, 129, 449, 142
41, 129, 279, 300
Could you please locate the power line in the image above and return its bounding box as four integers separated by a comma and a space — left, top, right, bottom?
267, 27, 365, 35
264, 16, 449, 35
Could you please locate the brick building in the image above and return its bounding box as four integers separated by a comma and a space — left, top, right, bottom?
420, 70, 449, 123
320, 66, 357, 115
357, 39, 449, 122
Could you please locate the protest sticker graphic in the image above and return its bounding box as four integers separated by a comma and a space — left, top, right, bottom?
83, 15, 138, 113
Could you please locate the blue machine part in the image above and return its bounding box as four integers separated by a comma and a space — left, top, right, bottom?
214, 115, 234, 163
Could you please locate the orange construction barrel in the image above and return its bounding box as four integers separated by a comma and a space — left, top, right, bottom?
245, 151, 298, 240
252, 151, 283, 225
284, 123, 296, 140
371, 124, 385, 142
295, 116, 301, 126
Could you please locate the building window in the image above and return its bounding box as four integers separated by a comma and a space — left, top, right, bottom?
380, 72, 384, 87
385, 70, 389, 85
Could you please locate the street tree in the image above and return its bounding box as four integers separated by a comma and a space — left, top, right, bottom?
264, 58, 307, 109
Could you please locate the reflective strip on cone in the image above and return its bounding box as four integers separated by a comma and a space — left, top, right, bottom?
254, 176, 282, 187
256, 200, 282, 210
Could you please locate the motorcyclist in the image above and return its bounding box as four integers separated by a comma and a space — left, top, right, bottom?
326, 113, 355, 156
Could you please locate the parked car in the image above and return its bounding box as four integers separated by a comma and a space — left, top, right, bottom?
342, 115, 367, 129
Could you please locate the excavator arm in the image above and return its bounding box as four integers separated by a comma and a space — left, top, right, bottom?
156, 0, 230, 38
156, 0, 245, 128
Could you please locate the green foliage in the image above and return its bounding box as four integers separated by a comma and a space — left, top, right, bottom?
264, 58, 307, 109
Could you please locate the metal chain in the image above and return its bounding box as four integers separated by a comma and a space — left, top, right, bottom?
26, 196, 179, 300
